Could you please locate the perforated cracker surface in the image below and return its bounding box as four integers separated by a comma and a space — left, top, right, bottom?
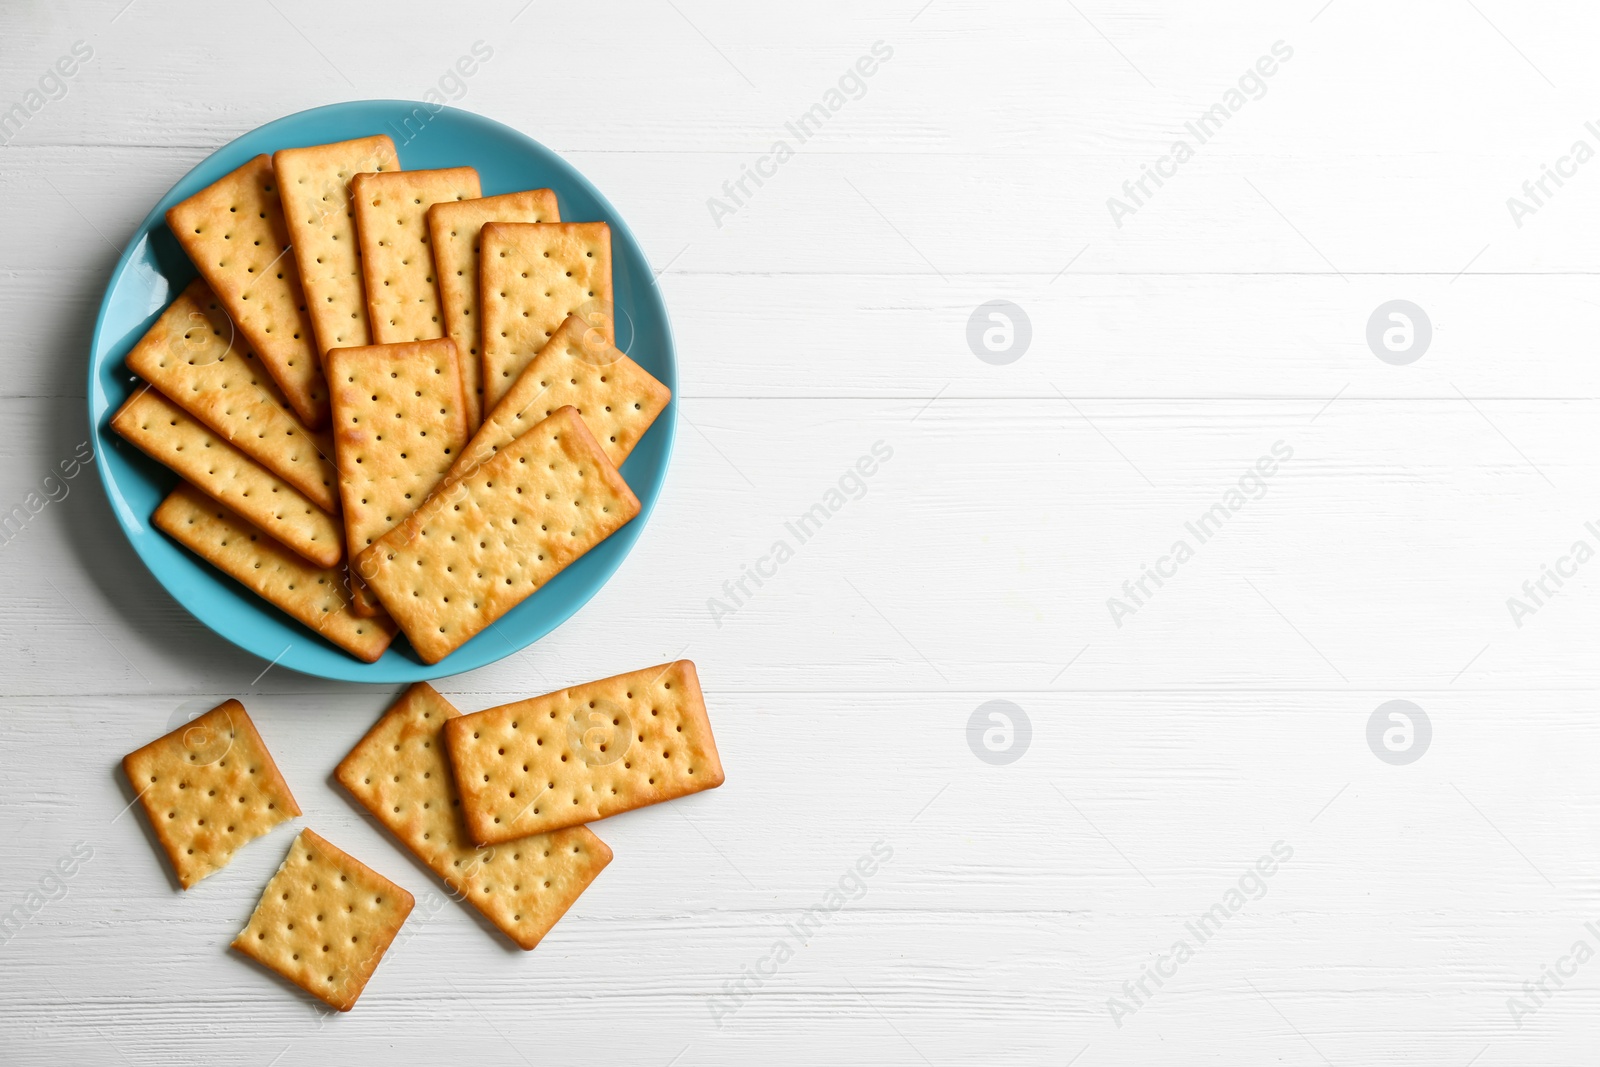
356, 407, 639, 664
335, 683, 612, 949
154, 484, 397, 663
353, 167, 481, 345
113, 389, 342, 567
125, 281, 339, 511
232, 829, 413, 1012
444, 661, 725, 845
328, 339, 468, 570
274, 136, 399, 363
426, 189, 560, 429
479, 221, 612, 410
166, 154, 328, 428
122, 699, 300, 889
446, 312, 670, 486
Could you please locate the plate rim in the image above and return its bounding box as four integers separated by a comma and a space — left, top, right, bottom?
86, 99, 676, 683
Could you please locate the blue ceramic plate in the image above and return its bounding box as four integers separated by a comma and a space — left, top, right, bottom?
88, 101, 675, 682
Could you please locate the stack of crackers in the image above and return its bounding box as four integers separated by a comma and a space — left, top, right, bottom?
110, 135, 671, 664
122, 661, 725, 1010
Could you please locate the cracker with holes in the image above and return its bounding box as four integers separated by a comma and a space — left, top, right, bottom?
479, 221, 612, 410
327, 338, 469, 572
356, 406, 639, 664
335, 683, 612, 949
232, 829, 413, 1012
112, 390, 343, 567
125, 280, 340, 512
166, 154, 328, 428
353, 167, 481, 345
447, 312, 669, 488
121, 699, 300, 889
154, 484, 397, 662
273, 135, 400, 366
426, 189, 560, 429
444, 661, 724, 845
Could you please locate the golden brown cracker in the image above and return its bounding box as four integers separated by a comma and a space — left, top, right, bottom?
166, 154, 328, 427
125, 280, 340, 512
444, 661, 724, 845
121, 699, 300, 889
479, 221, 612, 410
426, 189, 560, 429
112, 389, 342, 568
153, 484, 397, 663
273, 135, 400, 365
356, 407, 639, 664
232, 829, 413, 1012
446, 312, 669, 488
326, 339, 469, 569
335, 683, 611, 949
352, 167, 481, 345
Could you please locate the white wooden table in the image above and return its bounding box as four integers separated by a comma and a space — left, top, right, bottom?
4, 1, 1597, 1062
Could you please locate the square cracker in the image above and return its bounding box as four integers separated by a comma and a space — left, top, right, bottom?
166, 154, 329, 428
327, 339, 469, 567
125, 280, 340, 512
122, 699, 300, 889
444, 661, 725, 845
154, 484, 397, 663
273, 135, 400, 365
232, 829, 414, 1012
112, 388, 342, 568
426, 189, 560, 429
356, 407, 639, 664
479, 221, 612, 410
335, 683, 612, 950
446, 312, 670, 490
353, 167, 481, 346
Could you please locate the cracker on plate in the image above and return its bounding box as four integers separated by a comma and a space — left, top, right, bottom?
166, 154, 328, 427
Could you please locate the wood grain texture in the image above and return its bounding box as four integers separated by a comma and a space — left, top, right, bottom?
4, 0, 1600, 1063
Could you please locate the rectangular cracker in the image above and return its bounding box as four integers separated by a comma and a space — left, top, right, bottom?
273, 135, 400, 366
166, 154, 329, 428
125, 280, 340, 512
327, 339, 469, 567
232, 829, 414, 1012
356, 407, 640, 664
335, 683, 612, 950
112, 389, 342, 568
444, 661, 725, 845
426, 189, 560, 429
479, 221, 612, 410
446, 312, 669, 490
154, 484, 397, 663
122, 699, 301, 889
353, 167, 481, 346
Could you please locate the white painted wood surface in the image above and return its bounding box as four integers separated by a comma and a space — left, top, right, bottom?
4, 0, 1599, 1062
